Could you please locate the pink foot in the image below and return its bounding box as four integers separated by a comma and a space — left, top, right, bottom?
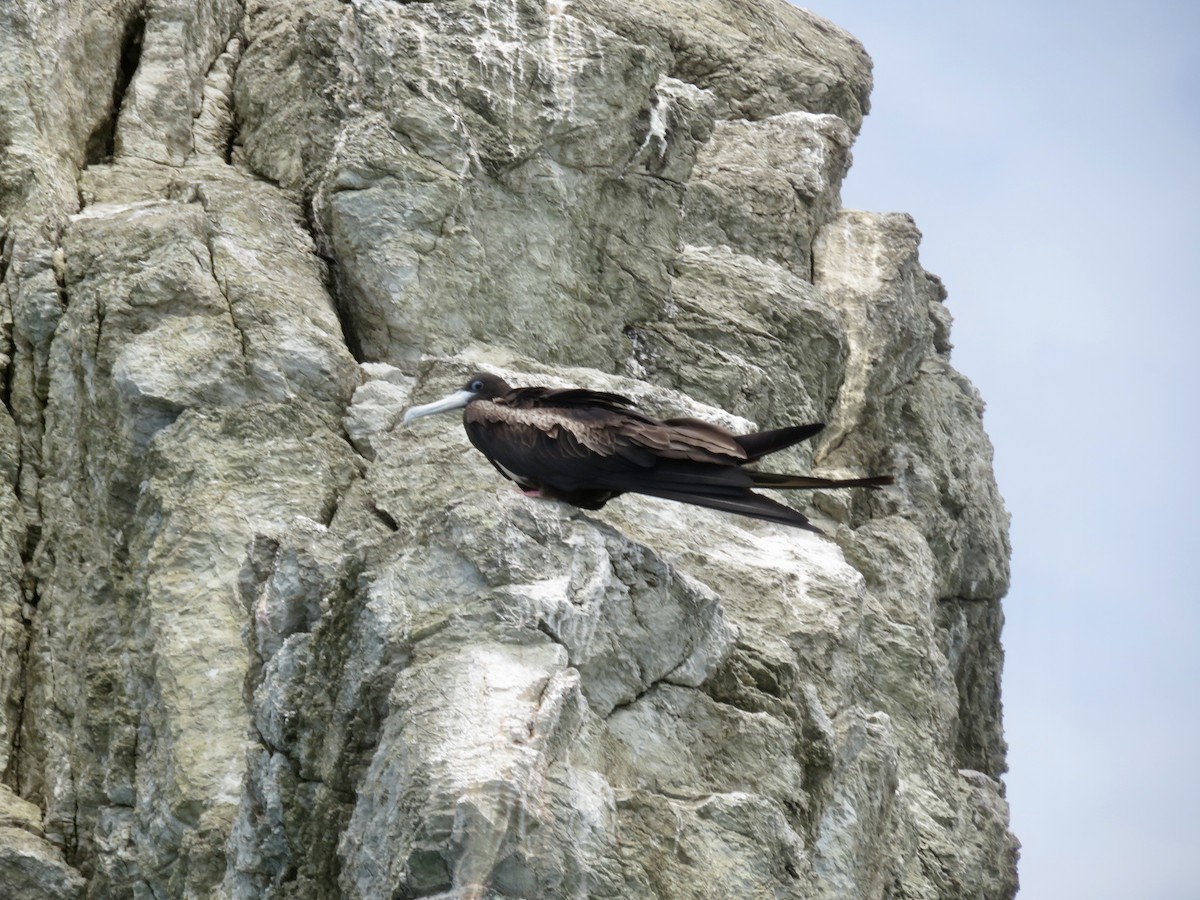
520, 488, 543, 499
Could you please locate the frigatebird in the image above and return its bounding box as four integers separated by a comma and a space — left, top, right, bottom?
402, 372, 893, 532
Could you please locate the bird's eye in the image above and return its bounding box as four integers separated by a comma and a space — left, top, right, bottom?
470, 380, 484, 392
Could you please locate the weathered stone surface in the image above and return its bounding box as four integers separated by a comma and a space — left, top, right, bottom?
684, 112, 855, 276
0, 0, 1014, 898
0, 784, 86, 899
938, 597, 1008, 777
573, 0, 873, 126
813, 210, 1011, 601
0, 370, 24, 778
631, 244, 848, 426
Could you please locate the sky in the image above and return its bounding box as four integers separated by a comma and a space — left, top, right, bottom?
792, 1, 1200, 897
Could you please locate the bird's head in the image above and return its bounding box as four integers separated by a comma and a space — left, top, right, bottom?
402, 372, 512, 424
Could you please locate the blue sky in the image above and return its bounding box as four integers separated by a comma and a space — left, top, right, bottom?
793, 2, 1200, 897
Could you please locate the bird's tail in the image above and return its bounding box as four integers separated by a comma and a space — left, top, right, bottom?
734, 425, 895, 489
626, 485, 825, 533
749, 472, 895, 490
733, 423, 826, 461
592, 460, 891, 533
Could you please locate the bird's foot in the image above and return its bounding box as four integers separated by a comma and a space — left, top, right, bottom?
520, 488, 543, 499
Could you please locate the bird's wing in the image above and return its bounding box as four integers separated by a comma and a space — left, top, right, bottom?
509, 388, 749, 463
506, 387, 827, 468
517, 385, 640, 412
621, 417, 826, 465
468, 399, 719, 465
615, 416, 748, 464
463, 403, 656, 489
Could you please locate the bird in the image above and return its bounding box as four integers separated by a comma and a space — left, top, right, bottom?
402, 372, 893, 532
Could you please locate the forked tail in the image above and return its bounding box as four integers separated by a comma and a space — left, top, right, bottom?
749, 472, 894, 490
733, 423, 826, 461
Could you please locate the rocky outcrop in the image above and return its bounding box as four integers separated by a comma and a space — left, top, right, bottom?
1, 0, 1016, 897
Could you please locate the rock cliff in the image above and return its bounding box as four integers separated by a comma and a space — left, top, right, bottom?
0, 0, 1017, 897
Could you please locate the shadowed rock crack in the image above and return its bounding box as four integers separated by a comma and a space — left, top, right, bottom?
0, 224, 10, 304
367, 501, 399, 532
198, 210, 252, 374
302, 195, 366, 364
534, 618, 565, 651
605, 680, 658, 718
85, 8, 146, 166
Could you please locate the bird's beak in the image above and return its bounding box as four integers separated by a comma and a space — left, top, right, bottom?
402, 389, 475, 424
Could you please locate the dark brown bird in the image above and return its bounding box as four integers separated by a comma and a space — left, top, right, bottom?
402, 372, 892, 532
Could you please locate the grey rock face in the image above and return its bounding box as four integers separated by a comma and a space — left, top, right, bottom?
0, 782, 86, 899
1, 0, 1016, 897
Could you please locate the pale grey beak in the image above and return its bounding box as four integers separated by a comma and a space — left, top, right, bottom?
402, 389, 474, 424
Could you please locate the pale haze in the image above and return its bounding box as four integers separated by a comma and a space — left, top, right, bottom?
793, 2, 1200, 897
